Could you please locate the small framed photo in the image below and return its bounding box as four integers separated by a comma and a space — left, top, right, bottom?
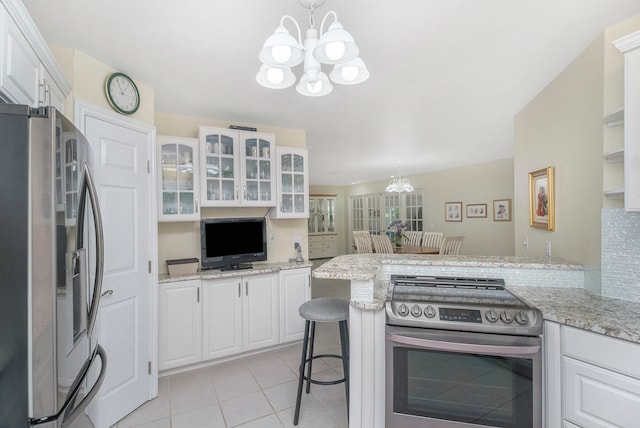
493, 199, 512, 221
466, 203, 487, 218
529, 167, 555, 230
445, 202, 463, 222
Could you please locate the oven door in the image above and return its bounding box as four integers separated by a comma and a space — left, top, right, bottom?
386, 325, 541, 428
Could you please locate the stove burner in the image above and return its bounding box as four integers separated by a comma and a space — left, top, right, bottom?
386, 275, 542, 336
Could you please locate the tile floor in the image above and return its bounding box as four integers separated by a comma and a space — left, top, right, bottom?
104, 259, 350, 428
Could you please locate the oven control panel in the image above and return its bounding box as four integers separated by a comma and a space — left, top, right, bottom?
386, 301, 542, 335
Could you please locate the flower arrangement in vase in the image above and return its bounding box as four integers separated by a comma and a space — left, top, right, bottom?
388, 219, 409, 247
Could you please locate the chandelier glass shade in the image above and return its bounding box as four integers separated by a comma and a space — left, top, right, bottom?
256, 1, 369, 97
385, 176, 414, 193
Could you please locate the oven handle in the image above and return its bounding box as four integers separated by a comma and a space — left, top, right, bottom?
387, 333, 540, 357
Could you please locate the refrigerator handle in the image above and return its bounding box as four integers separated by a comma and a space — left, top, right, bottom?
29, 345, 107, 427
60, 345, 107, 428
76, 164, 105, 338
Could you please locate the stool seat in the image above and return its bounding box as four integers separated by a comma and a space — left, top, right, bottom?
299, 297, 349, 322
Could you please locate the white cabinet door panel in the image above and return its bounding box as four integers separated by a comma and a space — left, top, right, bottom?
1, 11, 39, 106
244, 274, 279, 351
159, 281, 202, 370
202, 278, 243, 360
279, 268, 311, 343
564, 357, 640, 428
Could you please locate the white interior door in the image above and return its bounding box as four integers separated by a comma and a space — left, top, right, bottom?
76, 101, 157, 428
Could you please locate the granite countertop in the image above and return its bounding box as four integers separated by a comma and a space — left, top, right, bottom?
509, 286, 640, 344
312, 254, 583, 281
159, 260, 312, 283
313, 254, 640, 345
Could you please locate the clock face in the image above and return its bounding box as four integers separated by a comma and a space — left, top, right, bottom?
105, 72, 140, 115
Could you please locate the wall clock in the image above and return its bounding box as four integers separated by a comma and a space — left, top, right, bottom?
105, 72, 140, 115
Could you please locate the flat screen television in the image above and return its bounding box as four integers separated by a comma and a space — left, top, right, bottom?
200, 217, 267, 270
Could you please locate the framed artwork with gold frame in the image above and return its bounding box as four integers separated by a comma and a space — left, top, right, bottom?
529, 167, 555, 230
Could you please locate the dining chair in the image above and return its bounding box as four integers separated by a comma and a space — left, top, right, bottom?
439, 236, 465, 255
352, 231, 373, 254
404, 231, 422, 246
371, 235, 394, 254
422, 232, 444, 249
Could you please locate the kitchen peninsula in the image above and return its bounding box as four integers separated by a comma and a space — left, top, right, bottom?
314, 254, 640, 428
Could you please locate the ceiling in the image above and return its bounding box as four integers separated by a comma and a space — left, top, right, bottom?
22, 0, 640, 186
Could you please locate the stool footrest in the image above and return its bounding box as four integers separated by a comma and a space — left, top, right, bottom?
299, 354, 346, 386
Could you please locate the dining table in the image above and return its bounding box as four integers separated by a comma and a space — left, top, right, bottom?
392, 245, 440, 255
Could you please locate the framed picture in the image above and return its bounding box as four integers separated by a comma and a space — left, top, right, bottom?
529, 167, 555, 230
445, 202, 463, 222
493, 198, 512, 221
466, 203, 487, 218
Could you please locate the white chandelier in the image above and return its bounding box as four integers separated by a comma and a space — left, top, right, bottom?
385, 176, 414, 193
385, 163, 414, 192
256, 0, 369, 97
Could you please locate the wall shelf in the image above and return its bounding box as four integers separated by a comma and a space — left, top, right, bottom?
604, 189, 624, 199
602, 107, 624, 127
603, 148, 624, 162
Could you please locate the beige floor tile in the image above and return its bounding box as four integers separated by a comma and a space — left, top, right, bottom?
170, 382, 218, 415
236, 414, 285, 428
219, 391, 273, 427
110, 262, 349, 428
171, 404, 226, 428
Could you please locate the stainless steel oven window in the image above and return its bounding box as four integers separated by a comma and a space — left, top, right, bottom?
386, 326, 542, 428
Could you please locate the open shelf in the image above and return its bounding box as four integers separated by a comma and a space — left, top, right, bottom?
604, 189, 624, 199
603, 107, 624, 127
603, 148, 624, 162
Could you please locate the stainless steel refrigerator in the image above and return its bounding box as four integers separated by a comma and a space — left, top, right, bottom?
0, 104, 107, 427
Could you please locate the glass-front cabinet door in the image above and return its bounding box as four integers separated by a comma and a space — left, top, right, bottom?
240, 132, 275, 206
157, 136, 200, 222
308, 195, 336, 234
272, 147, 308, 219
199, 126, 239, 206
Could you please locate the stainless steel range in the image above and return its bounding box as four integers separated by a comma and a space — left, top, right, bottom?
385, 275, 543, 428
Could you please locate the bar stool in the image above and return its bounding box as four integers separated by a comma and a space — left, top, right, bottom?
293, 297, 349, 426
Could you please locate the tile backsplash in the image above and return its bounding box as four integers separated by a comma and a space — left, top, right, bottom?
601, 208, 640, 302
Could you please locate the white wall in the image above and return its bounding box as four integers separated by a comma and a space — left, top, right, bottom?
513, 16, 640, 268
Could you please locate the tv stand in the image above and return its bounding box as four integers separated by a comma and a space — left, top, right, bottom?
220, 263, 253, 271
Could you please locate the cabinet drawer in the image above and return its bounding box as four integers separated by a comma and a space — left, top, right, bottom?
563, 326, 640, 379
564, 357, 640, 427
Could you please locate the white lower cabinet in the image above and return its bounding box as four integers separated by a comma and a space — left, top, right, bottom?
544, 322, 640, 428
158, 280, 202, 371
559, 325, 640, 428
279, 267, 311, 343
159, 271, 282, 371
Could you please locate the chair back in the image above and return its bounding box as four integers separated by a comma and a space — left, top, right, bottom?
422, 232, 444, 248
352, 231, 373, 254
439, 236, 464, 255
371, 235, 394, 253
404, 231, 422, 246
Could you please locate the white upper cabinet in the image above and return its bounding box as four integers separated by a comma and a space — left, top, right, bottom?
614, 30, 640, 211
0, 0, 70, 110
157, 135, 200, 222
198, 126, 276, 207
271, 147, 309, 219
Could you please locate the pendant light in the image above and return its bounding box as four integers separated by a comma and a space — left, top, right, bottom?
256, 0, 369, 96
385, 163, 414, 193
